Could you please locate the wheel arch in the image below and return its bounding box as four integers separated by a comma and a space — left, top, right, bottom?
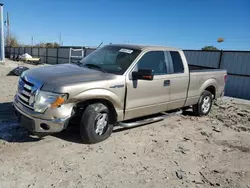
204, 85, 216, 99
199, 79, 217, 99
76, 98, 118, 124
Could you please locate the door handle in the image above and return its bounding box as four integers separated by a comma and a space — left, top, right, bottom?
164, 80, 170, 86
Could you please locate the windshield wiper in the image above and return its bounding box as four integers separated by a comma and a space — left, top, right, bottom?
71, 60, 82, 67
84, 64, 106, 73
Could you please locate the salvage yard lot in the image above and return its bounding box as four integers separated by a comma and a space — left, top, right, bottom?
0, 60, 250, 188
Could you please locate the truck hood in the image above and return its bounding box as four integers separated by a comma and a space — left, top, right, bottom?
22, 64, 115, 91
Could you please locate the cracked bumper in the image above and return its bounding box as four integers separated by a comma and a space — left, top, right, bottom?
13, 96, 72, 133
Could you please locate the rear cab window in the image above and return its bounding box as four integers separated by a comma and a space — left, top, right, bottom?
165, 51, 184, 74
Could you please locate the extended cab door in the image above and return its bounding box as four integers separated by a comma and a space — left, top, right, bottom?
164, 50, 189, 110
124, 50, 170, 120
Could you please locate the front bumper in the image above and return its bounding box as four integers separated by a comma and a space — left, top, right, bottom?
13, 96, 71, 133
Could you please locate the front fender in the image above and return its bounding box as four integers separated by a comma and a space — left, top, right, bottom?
73, 89, 124, 121
74, 89, 124, 109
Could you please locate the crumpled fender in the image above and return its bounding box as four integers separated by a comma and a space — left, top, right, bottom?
74, 89, 124, 121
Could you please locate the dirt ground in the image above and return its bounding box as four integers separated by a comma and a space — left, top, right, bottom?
0, 60, 250, 188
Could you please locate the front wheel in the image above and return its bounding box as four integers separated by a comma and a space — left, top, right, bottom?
193, 91, 213, 116
80, 103, 114, 144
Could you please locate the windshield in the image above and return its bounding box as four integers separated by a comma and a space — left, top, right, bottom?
79, 46, 141, 75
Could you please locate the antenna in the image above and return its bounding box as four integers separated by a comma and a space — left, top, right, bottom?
96, 42, 103, 49
0, 3, 5, 62
59, 32, 63, 46
6, 12, 10, 47
31, 36, 34, 46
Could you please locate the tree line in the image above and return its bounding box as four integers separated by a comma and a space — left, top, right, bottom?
5, 34, 60, 48
5, 34, 220, 50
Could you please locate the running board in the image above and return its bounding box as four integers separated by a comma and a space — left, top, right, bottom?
117, 110, 182, 128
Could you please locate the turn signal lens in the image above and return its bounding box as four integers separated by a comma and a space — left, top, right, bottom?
51, 97, 65, 108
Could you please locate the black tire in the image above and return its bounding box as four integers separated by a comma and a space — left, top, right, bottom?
80, 103, 113, 144
193, 90, 213, 116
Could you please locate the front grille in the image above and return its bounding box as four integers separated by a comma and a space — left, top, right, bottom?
17, 77, 36, 109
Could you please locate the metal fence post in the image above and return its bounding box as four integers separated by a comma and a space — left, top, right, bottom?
0, 3, 5, 62
218, 50, 223, 68
83, 48, 86, 57
46, 48, 48, 64
56, 47, 59, 64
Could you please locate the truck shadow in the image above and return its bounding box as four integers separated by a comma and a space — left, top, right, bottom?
53, 125, 83, 144
0, 102, 148, 144
0, 102, 42, 143
54, 121, 158, 144
1, 102, 194, 144
182, 110, 196, 116
0, 102, 86, 144
53, 124, 149, 144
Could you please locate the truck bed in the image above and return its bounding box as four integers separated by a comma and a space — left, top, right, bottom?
188, 64, 222, 72
186, 64, 227, 106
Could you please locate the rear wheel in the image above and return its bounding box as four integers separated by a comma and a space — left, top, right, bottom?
193, 90, 213, 116
80, 103, 114, 144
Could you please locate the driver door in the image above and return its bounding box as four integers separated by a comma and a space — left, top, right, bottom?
124, 51, 170, 120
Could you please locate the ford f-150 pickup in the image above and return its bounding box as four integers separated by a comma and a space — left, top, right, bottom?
14, 44, 227, 143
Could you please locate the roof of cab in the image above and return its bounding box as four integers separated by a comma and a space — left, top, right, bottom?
106, 44, 181, 51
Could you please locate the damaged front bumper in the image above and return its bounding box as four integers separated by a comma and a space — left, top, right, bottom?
13, 95, 74, 133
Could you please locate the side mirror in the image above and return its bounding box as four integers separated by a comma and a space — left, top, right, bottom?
132, 69, 154, 80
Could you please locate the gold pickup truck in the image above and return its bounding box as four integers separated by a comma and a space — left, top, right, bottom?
14, 44, 227, 143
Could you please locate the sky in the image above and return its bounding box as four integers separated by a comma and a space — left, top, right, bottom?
2, 0, 250, 50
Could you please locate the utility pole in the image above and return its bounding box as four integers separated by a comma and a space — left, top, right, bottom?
59, 32, 62, 46
6, 12, 10, 47
31, 36, 34, 46
0, 3, 5, 63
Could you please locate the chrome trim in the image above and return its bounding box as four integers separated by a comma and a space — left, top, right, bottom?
117, 116, 164, 128
18, 93, 29, 102
24, 84, 32, 90
16, 95, 34, 109
17, 75, 43, 110
117, 110, 182, 128
22, 90, 31, 97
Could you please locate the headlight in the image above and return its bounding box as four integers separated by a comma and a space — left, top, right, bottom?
34, 90, 68, 113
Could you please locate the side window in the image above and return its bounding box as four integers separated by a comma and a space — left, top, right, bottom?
137, 51, 167, 75
170, 51, 184, 74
